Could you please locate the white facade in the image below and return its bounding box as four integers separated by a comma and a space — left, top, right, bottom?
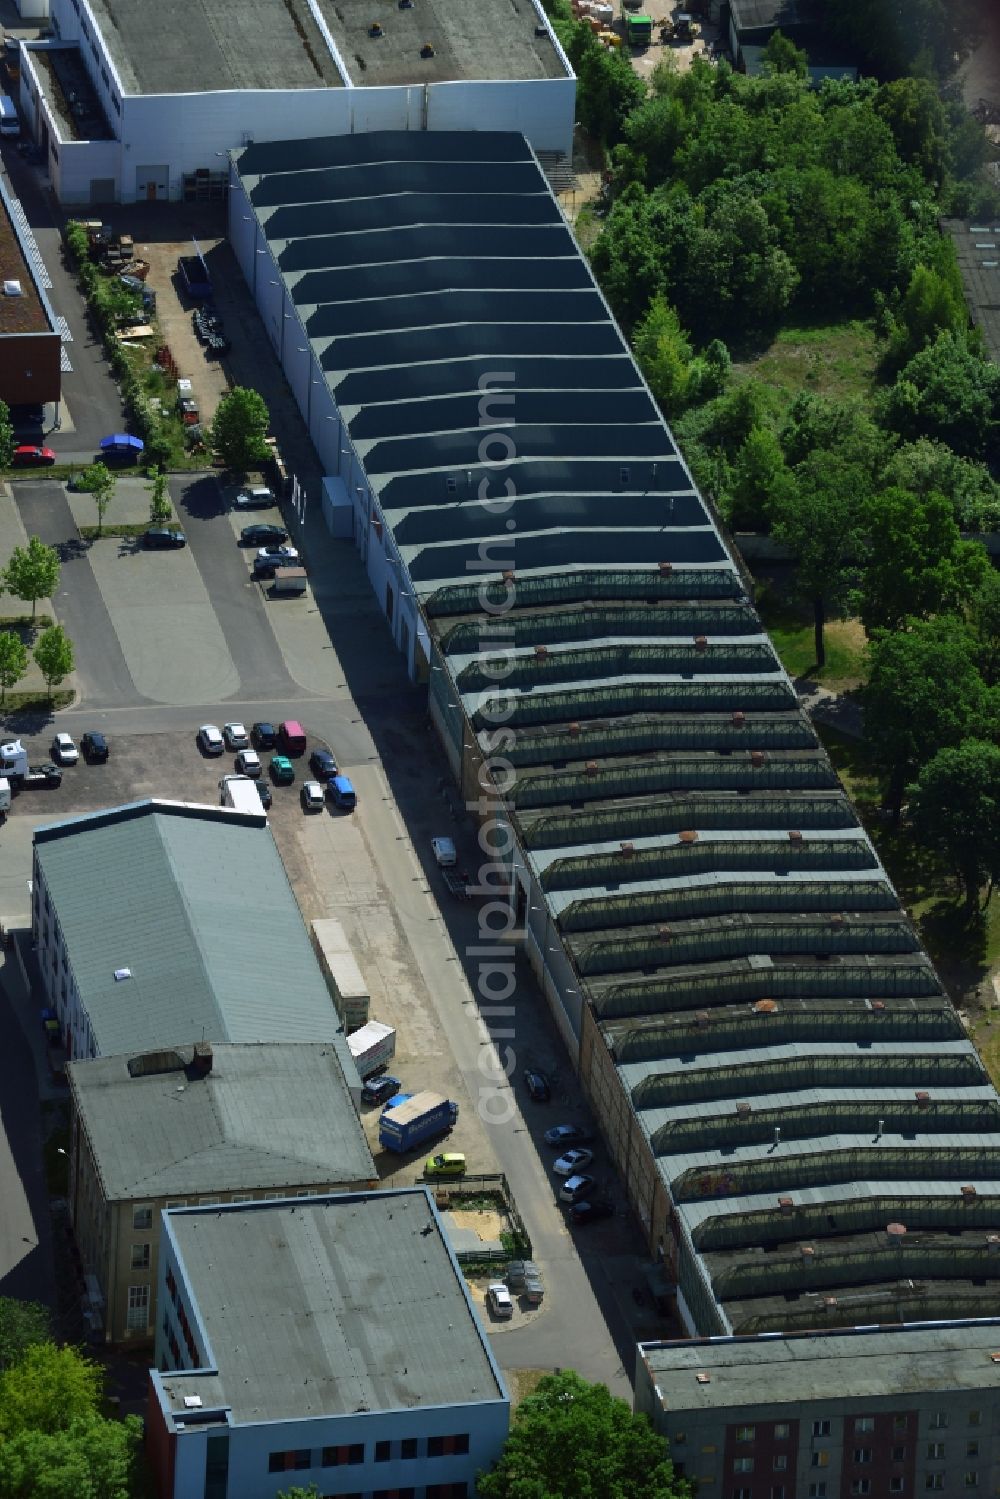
26, 0, 575, 203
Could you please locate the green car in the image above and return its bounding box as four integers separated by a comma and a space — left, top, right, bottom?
269, 755, 295, 785
424, 1152, 466, 1179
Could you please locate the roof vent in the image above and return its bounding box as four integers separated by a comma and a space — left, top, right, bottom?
830, 913, 845, 926
183, 1395, 203, 1409
534, 644, 548, 660
886, 1222, 907, 1239
420, 40, 435, 56
750, 750, 765, 767
114, 967, 132, 982
788, 830, 802, 843
987, 1235, 1000, 1255
658, 561, 673, 577
991, 1353, 1000, 1364
752, 998, 777, 1014
800, 1243, 815, 1258
778, 1195, 794, 1214
657, 925, 672, 940
567, 721, 581, 736
962, 1185, 978, 1200
502, 569, 515, 584
696, 1371, 711, 1384
369, 20, 384, 35
694, 635, 708, 652
915, 1091, 930, 1108
618, 840, 634, 856
732, 710, 746, 727
585, 760, 599, 776
678, 829, 698, 843
535, 21, 547, 33
695, 1010, 710, 1027
3, 279, 23, 296
823, 1296, 839, 1309
872, 1000, 886, 1012
736, 1100, 751, 1118
399, 0, 413, 7
191, 1041, 214, 1077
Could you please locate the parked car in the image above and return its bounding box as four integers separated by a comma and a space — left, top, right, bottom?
143, 527, 186, 549
251, 722, 277, 750
505, 1260, 541, 1290
309, 747, 338, 780
223, 722, 249, 750
301, 779, 324, 812
80, 731, 109, 763
544, 1124, 592, 1148
559, 1173, 596, 1204
254, 780, 272, 810
235, 748, 262, 777
51, 732, 79, 765
361, 1074, 401, 1107
11, 444, 56, 466
278, 720, 307, 755
570, 1198, 614, 1226
26, 762, 62, 787
486, 1283, 514, 1320
524, 1069, 551, 1103
234, 485, 275, 509
424, 1152, 466, 1178
240, 523, 287, 547
328, 774, 356, 811
198, 725, 225, 756
269, 755, 294, 785
256, 544, 299, 565
553, 1148, 594, 1177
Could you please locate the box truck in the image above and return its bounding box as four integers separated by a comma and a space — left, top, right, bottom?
379, 1091, 459, 1154
310, 918, 370, 1031
219, 775, 265, 816
346, 1020, 396, 1080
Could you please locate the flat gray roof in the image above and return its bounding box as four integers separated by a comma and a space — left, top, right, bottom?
316, 0, 566, 85
68, 1043, 375, 1200
943, 218, 1000, 363
640, 1321, 1000, 1412
159, 1190, 506, 1423
34, 801, 354, 1069
235, 131, 997, 1342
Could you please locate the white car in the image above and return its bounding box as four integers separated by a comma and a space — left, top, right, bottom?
198, 724, 225, 755
553, 1148, 594, 1177
224, 722, 249, 750
235, 748, 262, 777
51, 732, 79, 765
432, 836, 457, 867
301, 779, 324, 812
486, 1283, 513, 1320
234, 485, 275, 509
256, 544, 299, 563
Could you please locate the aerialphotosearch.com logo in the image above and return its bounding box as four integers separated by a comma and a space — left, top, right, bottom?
460, 369, 522, 1129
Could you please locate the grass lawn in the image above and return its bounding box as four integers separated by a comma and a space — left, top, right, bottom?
755, 588, 868, 691
732, 318, 880, 414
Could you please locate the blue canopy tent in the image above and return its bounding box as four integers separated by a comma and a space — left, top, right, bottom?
99, 434, 145, 454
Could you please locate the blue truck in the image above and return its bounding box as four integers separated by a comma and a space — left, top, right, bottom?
177, 252, 212, 300
379, 1090, 460, 1154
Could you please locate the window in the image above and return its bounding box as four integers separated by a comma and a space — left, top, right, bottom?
965, 1475, 979, 1489
132, 1205, 152, 1231
165, 1200, 186, 1209
321, 1444, 363, 1467
426, 1487, 468, 1499
773, 1457, 788, 1472
967, 1442, 980, 1459
851, 1482, 871, 1497
854, 1450, 873, 1465
890, 1482, 905, 1495
733, 1459, 754, 1475
770, 1487, 785, 1499
894, 1417, 909, 1434
855, 1418, 875, 1434
619, 466, 631, 484
809, 1486, 827, 1499
926, 1478, 944, 1492
130, 1244, 150, 1270
375, 1440, 391, 1462
811, 1453, 830, 1470
929, 1414, 948, 1431
199, 1197, 220, 1206
968, 1411, 982, 1427
126, 1285, 149, 1331
400, 1438, 418, 1460
926, 1444, 945, 1461
774, 1424, 790, 1440
732, 1489, 752, 1499
428, 1435, 470, 1458
267, 1451, 310, 1474
373, 1492, 416, 1499
893, 1446, 907, 1462
736, 1427, 756, 1443
812, 1421, 831, 1438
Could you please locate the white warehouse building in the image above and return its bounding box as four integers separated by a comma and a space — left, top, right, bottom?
15, 0, 574, 204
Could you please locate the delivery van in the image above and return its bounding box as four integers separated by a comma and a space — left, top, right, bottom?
278, 719, 306, 755
0, 96, 20, 137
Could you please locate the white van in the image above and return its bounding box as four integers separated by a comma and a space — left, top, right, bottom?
0, 96, 20, 137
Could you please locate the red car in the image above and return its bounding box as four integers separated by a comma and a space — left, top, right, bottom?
12, 445, 56, 466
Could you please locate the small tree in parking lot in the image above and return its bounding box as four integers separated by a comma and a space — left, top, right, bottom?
76, 462, 116, 536
33, 625, 74, 700
4, 537, 60, 622
146, 466, 172, 524
0, 399, 13, 470
0, 631, 29, 704
210, 386, 271, 474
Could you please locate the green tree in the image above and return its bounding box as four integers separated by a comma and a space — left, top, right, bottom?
146, 466, 172, 524
570, 28, 646, 145
729, 424, 791, 531
856, 486, 990, 634
33, 625, 74, 699
909, 740, 1000, 911
968, 569, 1000, 687
477, 1370, 685, 1498
632, 296, 696, 416
885, 261, 968, 371
0, 632, 29, 705
3, 537, 60, 622
762, 28, 808, 77
209, 386, 271, 474
0, 1301, 50, 1375
864, 616, 992, 821
276, 1487, 321, 1499
883, 331, 1000, 460
0, 400, 13, 470
874, 77, 946, 180
0, 1414, 142, 1499
883, 439, 1000, 532
76, 463, 115, 537
767, 458, 869, 668
0, 1342, 102, 1439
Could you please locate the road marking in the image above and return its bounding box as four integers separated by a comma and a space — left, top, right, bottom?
56, 315, 72, 342
8, 195, 52, 289
60, 348, 73, 372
